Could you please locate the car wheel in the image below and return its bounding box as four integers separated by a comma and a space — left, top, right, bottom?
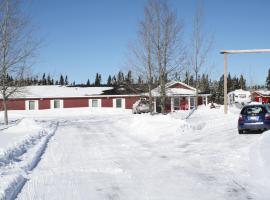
238, 130, 244, 134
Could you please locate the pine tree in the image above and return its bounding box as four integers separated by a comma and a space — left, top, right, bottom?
125, 70, 133, 84
59, 75, 64, 85
94, 73, 100, 86
64, 75, 69, 85
42, 73, 47, 85
111, 75, 117, 85
98, 74, 102, 85
217, 74, 224, 104
189, 75, 194, 87
266, 69, 270, 89
137, 76, 143, 84
227, 73, 232, 92
117, 71, 124, 84
86, 79, 90, 86
107, 75, 112, 86
239, 74, 246, 90
184, 71, 189, 85
47, 74, 52, 85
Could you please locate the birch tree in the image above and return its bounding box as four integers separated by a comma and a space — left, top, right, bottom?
189, 1, 212, 109
129, 0, 185, 114
0, 0, 37, 125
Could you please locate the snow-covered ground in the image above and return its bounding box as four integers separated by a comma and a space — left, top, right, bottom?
0, 107, 269, 199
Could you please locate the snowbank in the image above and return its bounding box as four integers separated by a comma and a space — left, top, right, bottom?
249, 131, 270, 184
0, 119, 58, 200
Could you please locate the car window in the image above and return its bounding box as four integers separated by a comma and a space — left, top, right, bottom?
242, 106, 266, 116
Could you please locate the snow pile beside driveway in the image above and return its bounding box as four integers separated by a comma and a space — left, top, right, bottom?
249, 131, 270, 194
116, 114, 190, 142
0, 118, 58, 200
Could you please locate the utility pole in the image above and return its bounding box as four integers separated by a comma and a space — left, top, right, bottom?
224, 54, 228, 114
220, 49, 270, 114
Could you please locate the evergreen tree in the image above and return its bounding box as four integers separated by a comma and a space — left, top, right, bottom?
98, 74, 102, 85
64, 75, 69, 85
55, 80, 59, 85
47, 74, 52, 85
227, 73, 232, 92
86, 79, 90, 86
59, 75, 64, 85
117, 71, 124, 84
239, 74, 246, 90
189, 75, 195, 87
184, 71, 189, 85
111, 75, 117, 85
107, 75, 112, 86
42, 73, 47, 85
94, 73, 100, 86
217, 75, 224, 104
266, 69, 270, 89
138, 76, 144, 84
125, 70, 133, 84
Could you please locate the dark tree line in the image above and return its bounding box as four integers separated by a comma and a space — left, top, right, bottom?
7, 73, 70, 86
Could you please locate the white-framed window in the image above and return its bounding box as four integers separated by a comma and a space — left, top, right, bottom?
25, 100, 39, 110
113, 98, 125, 109
89, 99, 101, 108
50, 99, 63, 109
53, 100, 61, 109
190, 97, 195, 109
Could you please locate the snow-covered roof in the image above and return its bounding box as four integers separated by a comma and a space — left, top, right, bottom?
165, 81, 196, 91
228, 89, 251, 96
254, 90, 270, 96
150, 81, 206, 97
11, 85, 113, 98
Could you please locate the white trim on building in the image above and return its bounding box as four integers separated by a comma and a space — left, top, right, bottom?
113, 98, 126, 109
25, 100, 39, 110
89, 99, 101, 108
50, 99, 64, 109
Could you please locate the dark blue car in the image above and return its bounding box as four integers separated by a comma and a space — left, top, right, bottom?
238, 104, 270, 134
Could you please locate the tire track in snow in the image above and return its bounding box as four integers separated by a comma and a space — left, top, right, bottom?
3, 122, 59, 200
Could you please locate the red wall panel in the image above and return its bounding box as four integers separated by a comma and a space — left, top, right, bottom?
169, 83, 192, 90
102, 98, 113, 107
0, 99, 25, 110
125, 97, 140, 109
63, 98, 88, 108
39, 99, 50, 110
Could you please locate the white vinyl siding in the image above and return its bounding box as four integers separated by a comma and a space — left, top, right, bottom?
89, 99, 101, 108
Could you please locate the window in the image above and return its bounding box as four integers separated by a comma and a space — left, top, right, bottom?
54, 100, 60, 109
29, 101, 35, 110
242, 106, 266, 116
190, 97, 195, 109
174, 97, 180, 110
92, 99, 98, 107
116, 99, 122, 108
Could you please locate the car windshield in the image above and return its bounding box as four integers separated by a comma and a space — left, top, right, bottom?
242, 106, 266, 116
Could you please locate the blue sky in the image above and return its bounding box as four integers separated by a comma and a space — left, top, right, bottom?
27, 0, 270, 85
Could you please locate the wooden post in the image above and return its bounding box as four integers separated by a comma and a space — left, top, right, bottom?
220, 49, 270, 114
224, 54, 228, 114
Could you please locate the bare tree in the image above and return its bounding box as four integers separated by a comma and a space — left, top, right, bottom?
151, 0, 185, 114
129, 0, 185, 114
0, 0, 37, 125
189, 1, 213, 109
